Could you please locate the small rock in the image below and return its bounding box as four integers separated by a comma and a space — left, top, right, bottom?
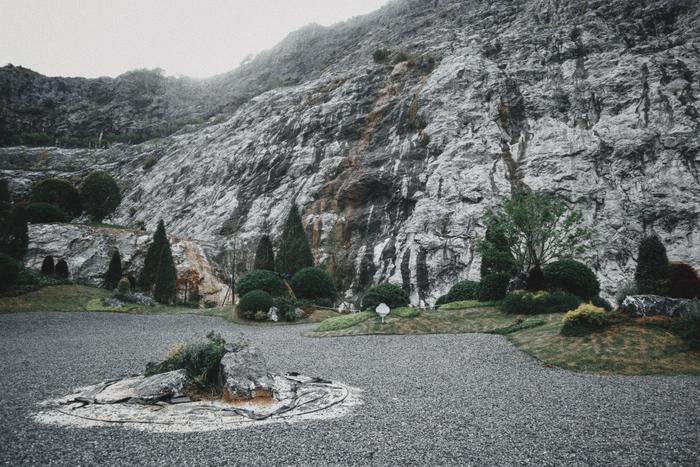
219, 347, 275, 400
621, 295, 690, 317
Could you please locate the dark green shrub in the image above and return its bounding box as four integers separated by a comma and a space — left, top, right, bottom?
674, 301, 700, 349
501, 290, 582, 315
669, 262, 700, 299
527, 266, 546, 291
0, 252, 20, 286
290, 267, 336, 304
253, 235, 275, 271
444, 280, 480, 303
479, 225, 517, 277
362, 283, 409, 310
41, 255, 55, 275
237, 270, 286, 298
435, 294, 450, 306
561, 303, 608, 336
138, 220, 168, 291
0, 204, 28, 260
590, 296, 612, 311
25, 202, 66, 223
238, 289, 273, 320
104, 250, 122, 289
478, 273, 510, 301
275, 205, 314, 277
117, 277, 131, 297
634, 235, 670, 295
145, 331, 227, 388
372, 48, 389, 62
55, 259, 69, 278
153, 242, 177, 304
543, 259, 600, 299
79, 171, 121, 222
30, 178, 81, 218
272, 296, 298, 322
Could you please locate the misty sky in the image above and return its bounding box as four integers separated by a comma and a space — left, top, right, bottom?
0, 0, 388, 79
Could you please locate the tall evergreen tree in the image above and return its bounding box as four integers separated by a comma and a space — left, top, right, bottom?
275, 205, 314, 277
138, 220, 168, 291
55, 259, 69, 278
479, 224, 517, 277
254, 235, 275, 271
1, 204, 28, 260
153, 241, 177, 304
104, 250, 122, 289
634, 234, 670, 295
41, 256, 55, 275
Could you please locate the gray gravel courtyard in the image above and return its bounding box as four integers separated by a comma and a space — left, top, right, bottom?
0, 311, 698, 466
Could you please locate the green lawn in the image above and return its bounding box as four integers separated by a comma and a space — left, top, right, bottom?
309, 302, 700, 376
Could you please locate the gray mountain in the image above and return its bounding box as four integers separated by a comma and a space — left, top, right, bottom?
2, 0, 699, 306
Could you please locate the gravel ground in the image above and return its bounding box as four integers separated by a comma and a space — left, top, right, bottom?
0, 312, 698, 466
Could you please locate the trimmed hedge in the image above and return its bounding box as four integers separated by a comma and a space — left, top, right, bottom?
25, 202, 66, 223
290, 267, 336, 304
543, 259, 600, 299
362, 283, 409, 310
561, 303, 608, 336
238, 289, 273, 320
236, 270, 286, 298
478, 273, 510, 301
439, 280, 480, 305
501, 290, 582, 315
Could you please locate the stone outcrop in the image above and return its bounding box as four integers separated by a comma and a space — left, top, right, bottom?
2, 0, 699, 306
24, 223, 227, 303
621, 295, 692, 317
68, 369, 189, 405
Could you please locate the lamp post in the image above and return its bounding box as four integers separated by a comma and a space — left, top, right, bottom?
376, 303, 390, 323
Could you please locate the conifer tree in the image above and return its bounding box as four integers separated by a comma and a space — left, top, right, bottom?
0, 181, 28, 260
138, 220, 168, 291
254, 235, 275, 271
275, 205, 314, 277
634, 234, 670, 295
105, 250, 122, 289
153, 241, 177, 304
55, 259, 69, 278
41, 255, 55, 275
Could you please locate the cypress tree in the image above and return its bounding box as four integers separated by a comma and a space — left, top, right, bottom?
4, 204, 28, 260
254, 235, 275, 271
138, 220, 168, 291
275, 205, 314, 277
634, 234, 670, 295
41, 256, 55, 275
55, 259, 69, 278
153, 241, 177, 304
105, 250, 122, 289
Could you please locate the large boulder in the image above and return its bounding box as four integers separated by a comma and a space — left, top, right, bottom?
621, 295, 690, 317
72, 369, 189, 405
218, 346, 275, 400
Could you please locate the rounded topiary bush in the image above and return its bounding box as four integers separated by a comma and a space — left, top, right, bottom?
477, 273, 510, 301
362, 283, 409, 310
238, 289, 273, 320
669, 262, 700, 299
446, 280, 480, 303
117, 277, 131, 297
79, 171, 121, 222
543, 259, 600, 299
25, 202, 66, 223
236, 270, 286, 298
501, 290, 582, 315
290, 267, 336, 304
30, 178, 82, 219
561, 303, 608, 336
0, 252, 20, 287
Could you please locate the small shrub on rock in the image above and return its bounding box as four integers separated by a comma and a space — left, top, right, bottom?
238, 289, 273, 320
478, 273, 510, 301
561, 303, 608, 336
543, 259, 600, 299
272, 296, 299, 322
236, 270, 286, 298
0, 252, 20, 286
372, 48, 389, 62
290, 267, 336, 305
117, 277, 131, 297
668, 262, 700, 299
25, 202, 66, 223
362, 283, 409, 310
501, 290, 582, 315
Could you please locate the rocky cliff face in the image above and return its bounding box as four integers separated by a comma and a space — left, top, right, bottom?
2, 0, 699, 306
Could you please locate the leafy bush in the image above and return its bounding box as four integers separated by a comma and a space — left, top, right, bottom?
238, 289, 273, 320
254, 310, 267, 322
79, 171, 121, 222
25, 202, 66, 223
0, 252, 20, 286
236, 270, 286, 298
526, 266, 546, 291
440, 280, 480, 305
675, 300, 700, 349
501, 290, 582, 315
478, 273, 510, 301
362, 283, 409, 310
30, 178, 82, 218
41, 256, 55, 275
634, 235, 670, 295
543, 259, 600, 299
590, 296, 612, 312
145, 331, 228, 388
372, 48, 389, 62
290, 267, 336, 304
272, 296, 299, 322
669, 262, 700, 299
117, 277, 131, 297
561, 303, 608, 336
